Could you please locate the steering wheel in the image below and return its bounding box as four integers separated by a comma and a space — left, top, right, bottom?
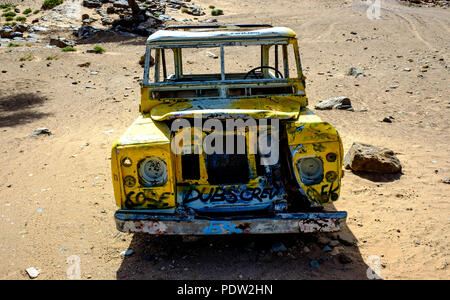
244, 66, 284, 79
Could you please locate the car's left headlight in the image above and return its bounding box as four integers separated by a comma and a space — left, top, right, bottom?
139, 157, 168, 186
296, 157, 323, 185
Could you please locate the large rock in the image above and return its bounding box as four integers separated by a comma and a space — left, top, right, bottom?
49, 37, 75, 48
113, 0, 129, 9
314, 96, 353, 111
344, 142, 402, 173
76, 26, 99, 39
0, 27, 13, 39
13, 24, 29, 33
83, 0, 102, 8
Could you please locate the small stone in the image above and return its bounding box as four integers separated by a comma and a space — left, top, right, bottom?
206, 51, 218, 59
337, 253, 352, 264
310, 260, 320, 269
303, 246, 311, 253
382, 117, 393, 123
322, 245, 332, 252
120, 249, 134, 256
314, 96, 353, 111
329, 240, 340, 247
29, 128, 51, 137
25, 267, 39, 279
347, 66, 366, 77
442, 178, 450, 184
403, 68, 411, 72
271, 242, 287, 252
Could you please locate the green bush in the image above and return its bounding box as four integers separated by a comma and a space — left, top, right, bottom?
61, 46, 76, 52
23, 8, 32, 14
181, 8, 188, 13
5, 16, 13, 21
16, 16, 26, 22
0, 4, 15, 10
8, 42, 20, 47
33, 10, 40, 14
209, 5, 215, 9
46, 54, 58, 60
211, 9, 223, 16
42, 0, 64, 10
2, 11, 16, 17
93, 45, 106, 54
19, 53, 34, 61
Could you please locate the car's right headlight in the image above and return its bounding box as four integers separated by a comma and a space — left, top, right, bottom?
139, 157, 168, 186
296, 157, 324, 185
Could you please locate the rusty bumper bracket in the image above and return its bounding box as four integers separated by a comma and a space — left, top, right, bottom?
115, 210, 347, 235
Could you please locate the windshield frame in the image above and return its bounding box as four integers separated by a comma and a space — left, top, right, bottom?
142, 39, 303, 86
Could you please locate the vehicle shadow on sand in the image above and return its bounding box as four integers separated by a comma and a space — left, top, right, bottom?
116, 205, 376, 280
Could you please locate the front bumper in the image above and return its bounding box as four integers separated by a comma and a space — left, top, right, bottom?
115, 210, 347, 235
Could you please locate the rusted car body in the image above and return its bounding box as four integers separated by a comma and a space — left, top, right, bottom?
111, 25, 346, 235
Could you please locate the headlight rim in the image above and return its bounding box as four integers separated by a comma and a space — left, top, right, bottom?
138, 156, 168, 187
296, 156, 324, 186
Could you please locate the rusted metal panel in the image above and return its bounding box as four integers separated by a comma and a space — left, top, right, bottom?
115, 211, 347, 235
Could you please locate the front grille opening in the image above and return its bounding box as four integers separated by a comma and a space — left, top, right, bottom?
181, 154, 200, 180
205, 135, 250, 185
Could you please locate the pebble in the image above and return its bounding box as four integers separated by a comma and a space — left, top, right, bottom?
322, 245, 332, 252
120, 249, 134, 256
25, 267, 39, 279
310, 260, 320, 269
329, 240, 340, 247
271, 242, 287, 252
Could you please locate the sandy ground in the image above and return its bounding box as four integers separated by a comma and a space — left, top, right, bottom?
0, 0, 449, 280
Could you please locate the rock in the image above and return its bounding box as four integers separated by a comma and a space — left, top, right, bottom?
314, 96, 353, 111
83, 0, 102, 8
442, 178, 450, 184
30, 128, 51, 137
337, 232, 356, 246
202, 18, 218, 23
303, 246, 311, 253
10, 32, 23, 39
13, 24, 29, 33
344, 142, 402, 173
403, 67, 411, 72
120, 249, 134, 256
82, 14, 90, 21
134, 18, 160, 35
347, 66, 366, 77
106, 6, 116, 14
0, 27, 13, 39
337, 253, 352, 264
322, 245, 332, 252
49, 37, 75, 48
382, 116, 394, 123
310, 260, 320, 269
113, 0, 129, 9
30, 26, 48, 32
206, 51, 218, 59
317, 236, 331, 245
25, 267, 39, 279
271, 242, 287, 252
76, 26, 98, 39
329, 240, 340, 247
78, 62, 91, 67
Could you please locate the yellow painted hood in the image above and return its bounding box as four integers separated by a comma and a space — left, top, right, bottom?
150, 96, 306, 121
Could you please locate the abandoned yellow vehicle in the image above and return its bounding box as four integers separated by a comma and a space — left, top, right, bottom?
111, 24, 347, 235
